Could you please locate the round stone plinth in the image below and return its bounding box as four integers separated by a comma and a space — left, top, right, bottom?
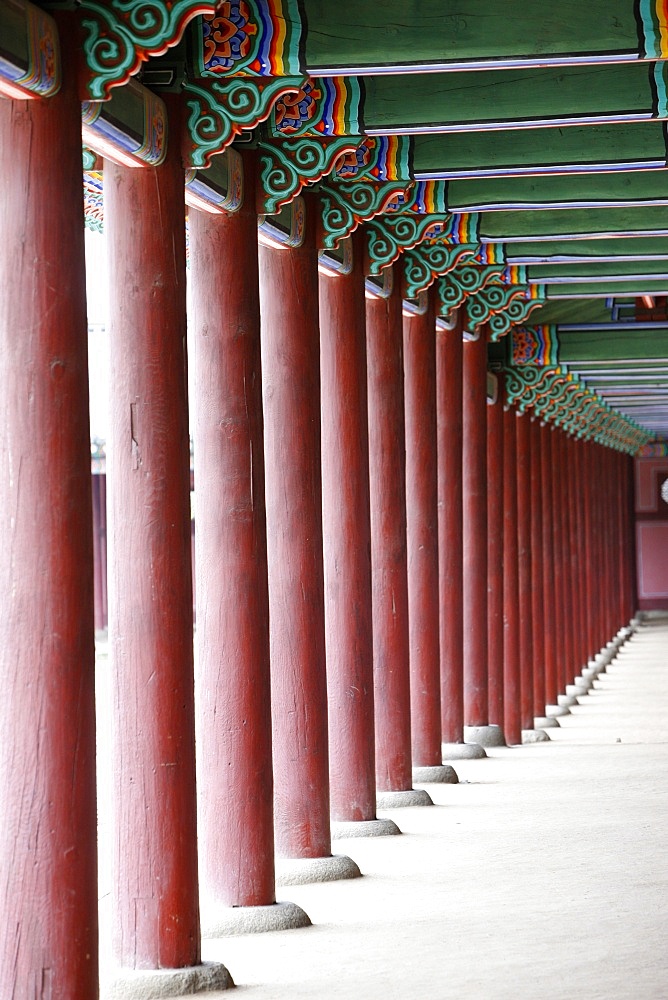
464, 724, 505, 748
376, 788, 433, 809
566, 682, 590, 697
441, 742, 487, 760
545, 704, 570, 718
201, 900, 311, 938
534, 716, 559, 729
104, 962, 233, 999
521, 729, 550, 744
581, 668, 599, 681
275, 854, 361, 887
412, 764, 459, 784
557, 693, 578, 708
331, 818, 401, 839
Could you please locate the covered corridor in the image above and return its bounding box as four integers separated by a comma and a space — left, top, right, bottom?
2, 5, 668, 999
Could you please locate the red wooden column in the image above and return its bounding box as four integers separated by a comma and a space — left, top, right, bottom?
366, 268, 432, 807
462, 329, 501, 746
320, 234, 400, 835
581, 439, 597, 663
0, 43, 99, 997
486, 378, 505, 733
515, 411, 536, 735
541, 423, 563, 716
530, 417, 551, 730
555, 429, 574, 692
189, 156, 310, 933
437, 314, 477, 757
259, 198, 360, 880
565, 434, 585, 675
502, 403, 522, 745
105, 101, 230, 990
404, 289, 457, 783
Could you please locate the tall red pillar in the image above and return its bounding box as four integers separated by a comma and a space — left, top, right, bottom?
320, 234, 400, 835
367, 268, 432, 806
530, 418, 550, 729
541, 423, 562, 715
404, 290, 457, 783
462, 330, 501, 746
565, 433, 583, 674
105, 101, 230, 989
259, 198, 361, 879
0, 48, 99, 998
502, 403, 522, 745
189, 156, 310, 932
486, 379, 505, 732
437, 314, 476, 757
516, 411, 535, 734
555, 429, 574, 694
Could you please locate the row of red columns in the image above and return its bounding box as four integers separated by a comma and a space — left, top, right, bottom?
496, 397, 638, 751
1, 74, 639, 994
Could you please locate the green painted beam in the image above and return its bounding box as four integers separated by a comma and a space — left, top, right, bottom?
480, 206, 668, 240
559, 328, 668, 362
413, 123, 668, 179
303, 0, 646, 73
529, 300, 617, 324
505, 236, 668, 262
447, 170, 668, 212
529, 259, 668, 281
547, 278, 668, 296
363, 63, 660, 134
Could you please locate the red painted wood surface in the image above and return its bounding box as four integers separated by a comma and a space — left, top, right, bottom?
530, 418, 546, 717
259, 200, 332, 857
549, 428, 566, 696
565, 434, 585, 677
581, 440, 596, 660
404, 288, 443, 765
436, 314, 465, 742
502, 403, 521, 745
486, 383, 505, 730
0, 45, 99, 997
540, 424, 558, 707
515, 411, 534, 730
462, 332, 489, 727
320, 231, 377, 821
190, 154, 277, 907
555, 429, 572, 691
366, 269, 413, 791
105, 98, 201, 970
573, 439, 588, 664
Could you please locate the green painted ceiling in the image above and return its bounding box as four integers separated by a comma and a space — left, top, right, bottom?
297, 1, 668, 436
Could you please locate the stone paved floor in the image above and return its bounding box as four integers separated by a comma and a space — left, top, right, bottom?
97, 616, 668, 999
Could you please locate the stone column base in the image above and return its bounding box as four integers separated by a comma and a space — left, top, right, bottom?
104, 962, 233, 999
566, 682, 591, 697
534, 716, 559, 729
201, 900, 311, 938
275, 854, 361, 887
521, 729, 550, 744
376, 788, 433, 809
463, 724, 505, 747
545, 704, 570, 717
330, 818, 401, 839
441, 742, 487, 760
557, 693, 578, 708
412, 764, 459, 784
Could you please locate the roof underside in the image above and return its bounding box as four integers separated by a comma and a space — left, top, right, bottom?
297, 0, 668, 439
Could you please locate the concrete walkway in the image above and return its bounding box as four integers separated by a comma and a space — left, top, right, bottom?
97, 616, 668, 998
197, 616, 668, 1000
